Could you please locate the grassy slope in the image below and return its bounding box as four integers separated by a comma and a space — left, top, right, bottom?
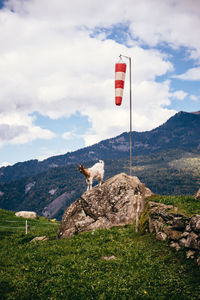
1, 202, 200, 300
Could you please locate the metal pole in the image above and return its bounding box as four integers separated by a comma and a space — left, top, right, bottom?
129, 57, 132, 176
119, 54, 133, 176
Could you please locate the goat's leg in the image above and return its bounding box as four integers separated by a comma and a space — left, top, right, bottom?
89, 179, 93, 190
99, 177, 103, 186
86, 179, 90, 191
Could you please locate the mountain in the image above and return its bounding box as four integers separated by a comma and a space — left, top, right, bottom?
0, 111, 200, 184
0, 111, 199, 219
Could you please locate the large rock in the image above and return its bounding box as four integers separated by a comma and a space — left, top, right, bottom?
148, 201, 189, 234
185, 232, 199, 250
190, 215, 200, 233
15, 211, 37, 219
57, 173, 153, 239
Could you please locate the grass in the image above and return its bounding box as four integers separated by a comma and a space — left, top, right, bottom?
1, 208, 200, 299
0, 208, 59, 238
147, 195, 200, 216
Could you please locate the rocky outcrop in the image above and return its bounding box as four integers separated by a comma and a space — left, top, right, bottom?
15, 211, 37, 219
57, 173, 153, 239
30, 236, 48, 242
194, 188, 200, 199
140, 201, 200, 266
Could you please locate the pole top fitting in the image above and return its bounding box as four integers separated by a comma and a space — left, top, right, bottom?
119, 54, 131, 60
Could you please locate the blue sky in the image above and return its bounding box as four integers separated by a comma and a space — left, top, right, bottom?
0, 0, 199, 166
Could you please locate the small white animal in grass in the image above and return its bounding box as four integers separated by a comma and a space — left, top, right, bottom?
78, 160, 104, 191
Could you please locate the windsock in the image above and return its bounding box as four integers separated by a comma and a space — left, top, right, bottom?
115, 62, 127, 106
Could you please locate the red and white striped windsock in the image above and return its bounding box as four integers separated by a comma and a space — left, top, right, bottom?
115, 62, 127, 106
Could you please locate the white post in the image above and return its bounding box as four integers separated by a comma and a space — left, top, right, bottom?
26, 220, 28, 234
135, 192, 141, 233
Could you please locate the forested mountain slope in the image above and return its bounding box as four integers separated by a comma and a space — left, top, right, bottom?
0, 111, 199, 183
0, 148, 199, 220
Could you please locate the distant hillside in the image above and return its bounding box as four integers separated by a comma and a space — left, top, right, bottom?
0, 111, 200, 183
0, 111, 199, 219
0, 148, 199, 220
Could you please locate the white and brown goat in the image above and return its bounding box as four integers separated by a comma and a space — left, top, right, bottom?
78, 160, 104, 191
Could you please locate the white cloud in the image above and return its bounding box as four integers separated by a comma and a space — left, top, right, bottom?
127, 0, 200, 59
171, 90, 187, 100
0, 161, 10, 167
36, 148, 67, 162
62, 131, 78, 140
82, 79, 176, 146
0, 0, 199, 150
190, 95, 199, 102
0, 113, 56, 146
173, 67, 200, 81
3, 0, 200, 58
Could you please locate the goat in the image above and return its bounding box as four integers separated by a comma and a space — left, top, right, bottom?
78, 160, 104, 191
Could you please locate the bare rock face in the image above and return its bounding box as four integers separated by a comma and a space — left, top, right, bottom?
57, 173, 153, 239
42, 191, 75, 218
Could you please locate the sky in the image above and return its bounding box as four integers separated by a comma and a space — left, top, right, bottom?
0, 0, 199, 167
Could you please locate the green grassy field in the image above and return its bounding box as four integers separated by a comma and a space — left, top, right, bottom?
0, 197, 200, 300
